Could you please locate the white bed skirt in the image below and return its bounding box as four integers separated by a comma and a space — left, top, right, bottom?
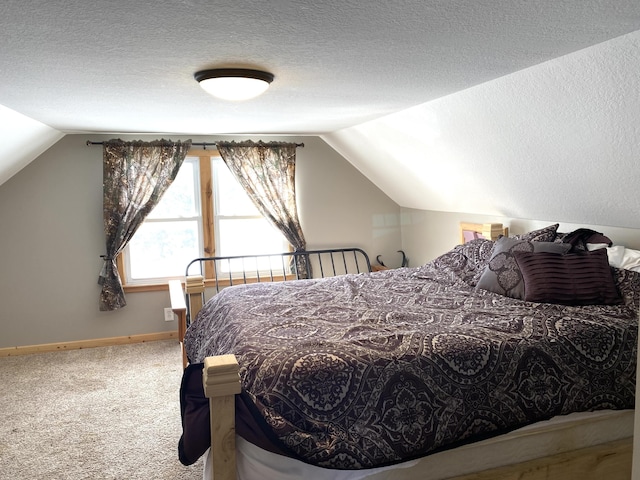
203, 409, 634, 480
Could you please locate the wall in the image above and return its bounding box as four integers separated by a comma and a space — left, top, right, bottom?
0, 134, 400, 348
324, 30, 640, 230
400, 208, 640, 266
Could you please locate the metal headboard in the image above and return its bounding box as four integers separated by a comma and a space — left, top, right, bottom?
183, 247, 371, 326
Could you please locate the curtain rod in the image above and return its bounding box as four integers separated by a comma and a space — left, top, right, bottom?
86, 141, 304, 149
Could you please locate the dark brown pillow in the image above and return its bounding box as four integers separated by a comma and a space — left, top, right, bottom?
476, 237, 571, 299
513, 248, 622, 305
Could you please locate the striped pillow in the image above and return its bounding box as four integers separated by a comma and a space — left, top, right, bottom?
513, 248, 622, 305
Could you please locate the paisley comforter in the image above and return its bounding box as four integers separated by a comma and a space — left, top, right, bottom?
183, 239, 640, 469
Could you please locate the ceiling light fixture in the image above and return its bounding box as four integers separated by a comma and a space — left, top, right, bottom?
194, 68, 274, 101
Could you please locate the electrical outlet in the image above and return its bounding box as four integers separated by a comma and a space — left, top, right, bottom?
164, 308, 175, 322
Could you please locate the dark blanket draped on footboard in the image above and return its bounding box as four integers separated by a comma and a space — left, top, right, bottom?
181, 239, 640, 469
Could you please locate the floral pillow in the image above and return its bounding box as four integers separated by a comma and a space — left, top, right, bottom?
511, 223, 559, 242
476, 236, 570, 299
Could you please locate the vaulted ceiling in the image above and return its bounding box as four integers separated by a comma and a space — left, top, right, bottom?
2, 1, 640, 226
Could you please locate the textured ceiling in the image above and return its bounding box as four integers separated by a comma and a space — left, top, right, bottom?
2, 0, 640, 135
323, 29, 640, 229
3, 1, 640, 230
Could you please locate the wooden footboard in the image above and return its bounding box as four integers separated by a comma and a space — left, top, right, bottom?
444, 439, 631, 480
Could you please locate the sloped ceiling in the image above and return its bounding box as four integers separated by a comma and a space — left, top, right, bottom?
0, 105, 64, 186
2, 1, 640, 228
323, 30, 640, 229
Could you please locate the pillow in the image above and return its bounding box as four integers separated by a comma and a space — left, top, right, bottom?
603, 245, 640, 272
513, 248, 622, 305
560, 228, 612, 252
512, 224, 559, 243
586, 243, 610, 251
603, 245, 626, 268
476, 236, 571, 299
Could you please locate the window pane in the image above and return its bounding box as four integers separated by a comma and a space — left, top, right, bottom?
148, 159, 198, 219
217, 218, 288, 274
213, 160, 260, 216
218, 218, 286, 257
128, 221, 200, 279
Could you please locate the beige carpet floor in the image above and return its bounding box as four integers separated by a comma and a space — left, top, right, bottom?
0, 340, 203, 479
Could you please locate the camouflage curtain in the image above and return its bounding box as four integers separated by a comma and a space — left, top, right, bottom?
216, 140, 310, 278
98, 139, 192, 311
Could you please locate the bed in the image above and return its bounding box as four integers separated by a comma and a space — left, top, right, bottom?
172, 223, 639, 480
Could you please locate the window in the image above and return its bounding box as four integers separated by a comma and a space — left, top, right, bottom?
121, 150, 289, 288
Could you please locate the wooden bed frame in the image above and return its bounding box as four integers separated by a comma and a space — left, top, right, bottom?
169, 231, 633, 480
459, 221, 509, 244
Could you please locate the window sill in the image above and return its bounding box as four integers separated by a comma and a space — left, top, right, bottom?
122, 273, 297, 294
123, 283, 170, 293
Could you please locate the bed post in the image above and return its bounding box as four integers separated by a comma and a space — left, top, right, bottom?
185, 275, 205, 320
170, 275, 205, 368
481, 223, 508, 241
168, 279, 188, 367
203, 354, 242, 480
